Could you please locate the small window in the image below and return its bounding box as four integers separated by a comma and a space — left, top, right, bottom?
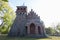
24, 8, 26, 10
21, 8, 22, 10
17, 8, 19, 10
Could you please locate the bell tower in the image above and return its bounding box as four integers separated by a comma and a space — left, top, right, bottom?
8, 6, 27, 37
15, 6, 27, 36
16, 6, 27, 15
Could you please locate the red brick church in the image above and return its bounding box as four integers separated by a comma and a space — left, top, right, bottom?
8, 5, 47, 38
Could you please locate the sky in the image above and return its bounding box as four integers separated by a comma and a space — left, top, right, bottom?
8, 0, 60, 27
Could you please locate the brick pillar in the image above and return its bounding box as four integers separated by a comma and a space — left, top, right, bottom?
40, 27, 43, 35
27, 26, 30, 35
35, 26, 38, 34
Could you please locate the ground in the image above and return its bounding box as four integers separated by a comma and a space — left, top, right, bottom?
0, 35, 60, 40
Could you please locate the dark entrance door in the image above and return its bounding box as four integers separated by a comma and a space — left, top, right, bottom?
30, 23, 35, 34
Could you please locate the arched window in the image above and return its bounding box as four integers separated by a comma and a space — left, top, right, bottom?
24, 8, 26, 10
38, 26, 41, 34
17, 8, 19, 10
25, 26, 27, 34
21, 8, 22, 10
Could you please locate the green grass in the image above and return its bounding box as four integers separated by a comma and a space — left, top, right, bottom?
0, 35, 60, 40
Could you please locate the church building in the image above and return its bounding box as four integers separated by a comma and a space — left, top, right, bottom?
8, 5, 47, 38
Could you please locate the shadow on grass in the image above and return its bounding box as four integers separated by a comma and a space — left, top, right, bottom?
0, 35, 51, 40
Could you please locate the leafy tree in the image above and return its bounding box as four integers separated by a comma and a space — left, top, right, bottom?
2, 0, 8, 2
0, 0, 16, 34
56, 23, 60, 33
45, 27, 56, 35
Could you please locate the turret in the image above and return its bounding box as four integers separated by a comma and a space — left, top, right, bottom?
16, 6, 27, 15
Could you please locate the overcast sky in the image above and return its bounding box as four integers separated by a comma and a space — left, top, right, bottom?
8, 0, 60, 27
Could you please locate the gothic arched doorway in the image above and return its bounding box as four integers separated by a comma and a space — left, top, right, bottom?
30, 23, 35, 34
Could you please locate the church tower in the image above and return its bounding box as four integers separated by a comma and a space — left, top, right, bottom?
16, 6, 27, 36
8, 6, 27, 36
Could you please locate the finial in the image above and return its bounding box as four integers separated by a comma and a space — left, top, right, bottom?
31, 9, 33, 11
23, 3, 25, 6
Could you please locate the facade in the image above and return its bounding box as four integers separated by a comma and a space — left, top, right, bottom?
8, 5, 47, 38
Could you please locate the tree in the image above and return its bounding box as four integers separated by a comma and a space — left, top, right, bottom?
56, 23, 60, 34
45, 27, 56, 35
2, 0, 8, 2
0, 0, 16, 34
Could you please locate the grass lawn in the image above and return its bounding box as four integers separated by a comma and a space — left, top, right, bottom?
0, 35, 60, 40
